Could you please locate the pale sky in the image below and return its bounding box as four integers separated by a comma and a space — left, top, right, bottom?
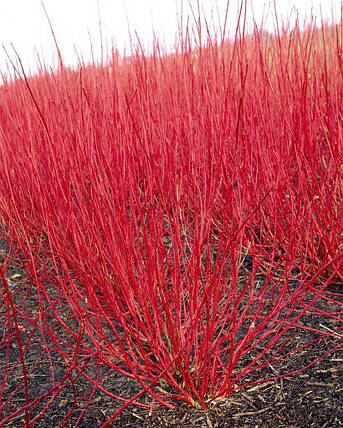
0, 0, 341, 78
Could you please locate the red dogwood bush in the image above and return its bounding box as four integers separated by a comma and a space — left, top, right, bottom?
0, 4, 342, 425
